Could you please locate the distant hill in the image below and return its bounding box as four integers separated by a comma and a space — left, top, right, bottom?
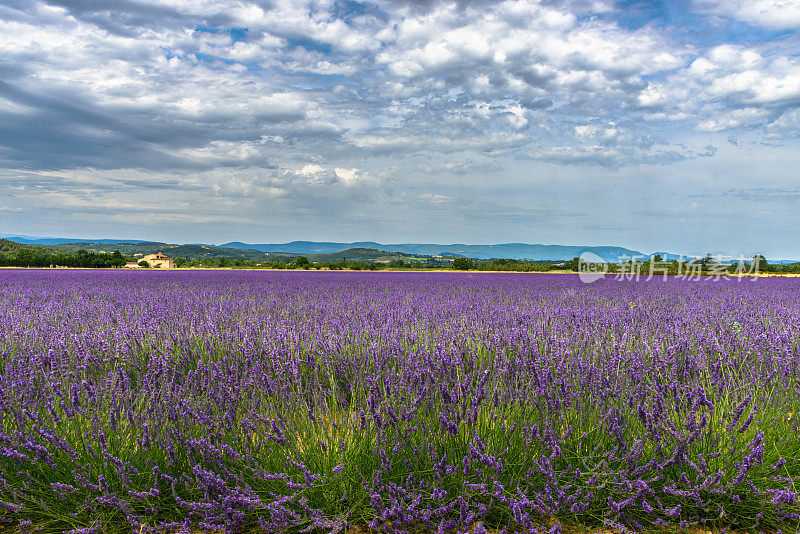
24, 241, 443, 265
4, 234, 795, 266
307, 248, 438, 264
33, 242, 291, 262
0, 234, 155, 246
0, 238, 27, 252
5, 235, 657, 262
13, 234, 757, 263
222, 241, 648, 262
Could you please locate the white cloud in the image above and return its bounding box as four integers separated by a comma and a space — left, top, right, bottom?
418, 193, 452, 205
0, 0, 798, 184
290, 164, 372, 187
695, 0, 800, 29
637, 44, 800, 133
333, 167, 368, 185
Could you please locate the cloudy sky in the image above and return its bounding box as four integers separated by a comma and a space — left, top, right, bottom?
1, 0, 799, 257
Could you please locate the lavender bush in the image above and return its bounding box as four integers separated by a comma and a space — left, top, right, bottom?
0, 269, 798, 533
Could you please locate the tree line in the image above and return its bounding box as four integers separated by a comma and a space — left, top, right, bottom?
0, 240, 127, 268
171, 256, 406, 270
171, 256, 563, 271
563, 253, 800, 275
3, 238, 798, 274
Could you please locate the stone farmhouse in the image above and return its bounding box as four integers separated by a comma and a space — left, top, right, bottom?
124, 252, 175, 269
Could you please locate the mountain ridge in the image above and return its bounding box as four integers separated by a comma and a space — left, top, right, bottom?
1, 234, 157, 246
1, 234, 655, 261
3, 235, 794, 263
221, 241, 648, 262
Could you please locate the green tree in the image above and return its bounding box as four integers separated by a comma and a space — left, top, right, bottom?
565, 257, 580, 271
452, 257, 473, 270
753, 254, 770, 272
110, 250, 126, 267
138, 260, 149, 268
295, 256, 310, 268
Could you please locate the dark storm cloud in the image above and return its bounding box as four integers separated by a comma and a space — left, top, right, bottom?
0, 73, 314, 171
0, 81, 190, 170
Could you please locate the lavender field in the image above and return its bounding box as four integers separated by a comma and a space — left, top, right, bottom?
1, 269, 799, 534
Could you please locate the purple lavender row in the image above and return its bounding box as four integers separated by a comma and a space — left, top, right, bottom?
0, 269, 798, 533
